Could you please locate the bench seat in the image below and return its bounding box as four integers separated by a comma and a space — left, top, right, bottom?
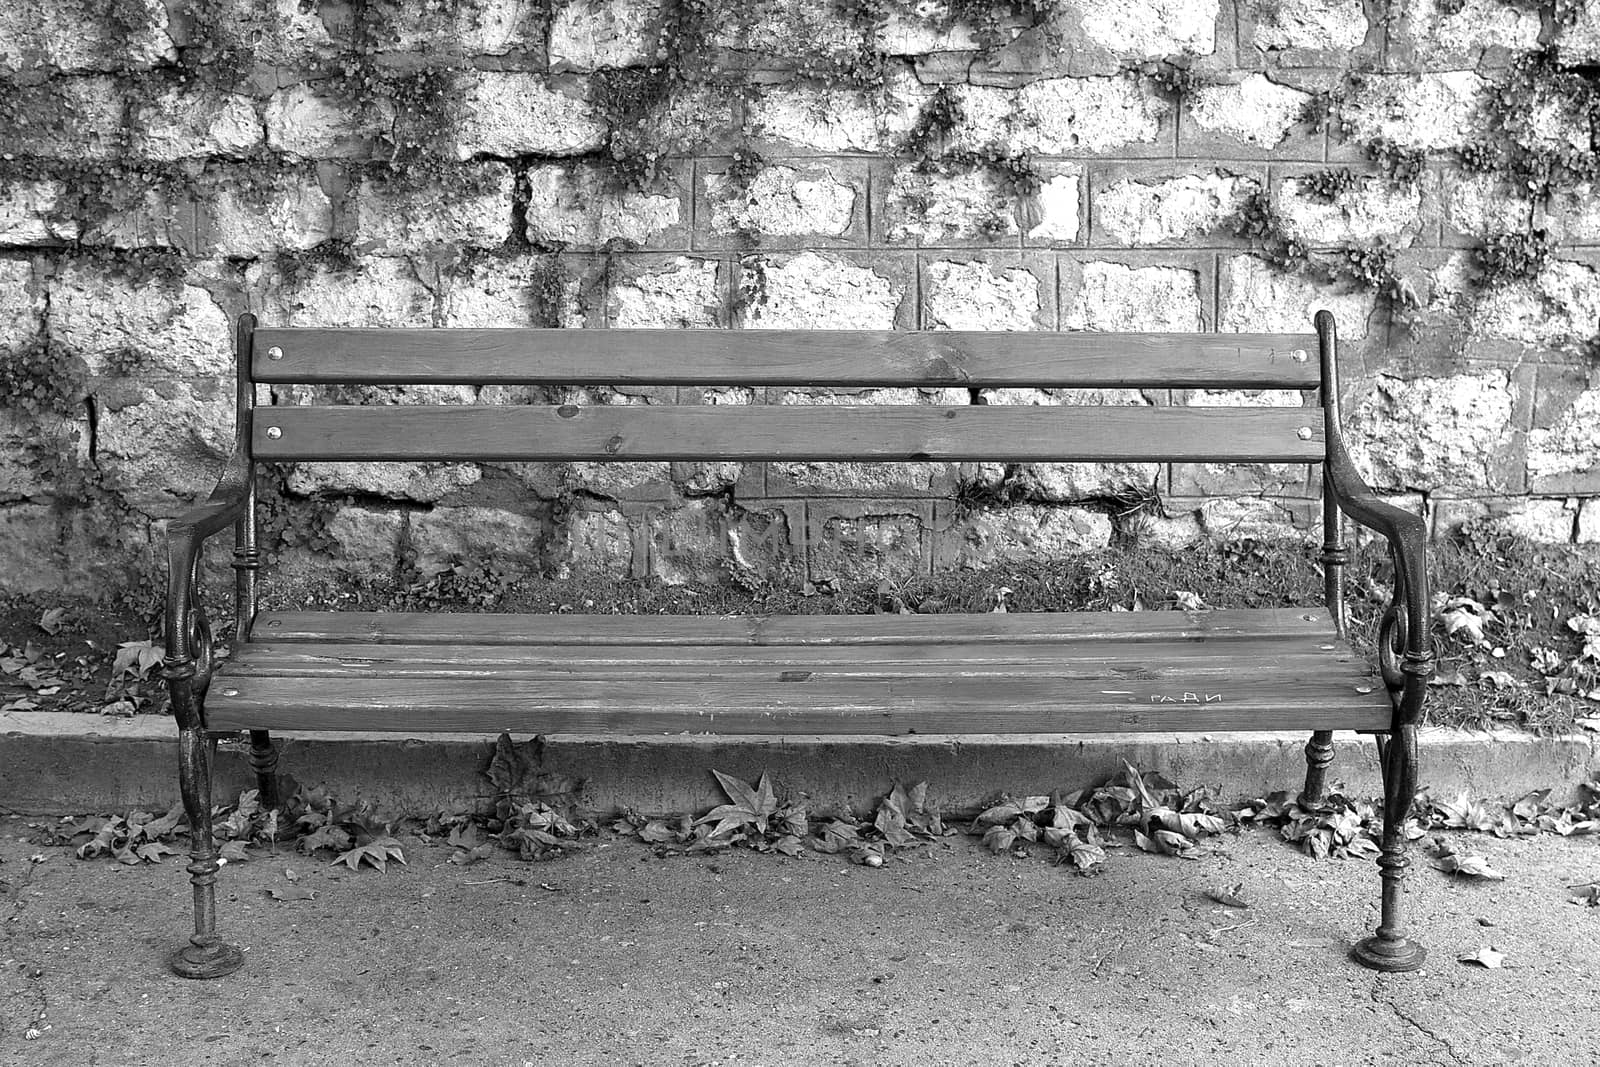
206, 608, 1390, 735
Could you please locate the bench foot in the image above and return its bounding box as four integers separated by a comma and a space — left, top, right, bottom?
1354, 724, 1425, 973
1351, 933, 1427, 973
171, 936, 245, 979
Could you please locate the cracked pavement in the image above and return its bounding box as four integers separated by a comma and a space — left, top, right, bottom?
1, 814, 1596, 1065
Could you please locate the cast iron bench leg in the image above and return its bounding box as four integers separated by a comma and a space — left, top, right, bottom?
169, 674, 245, 979
1298, 729, 1335, 806
248, 729, 280, 809
1351, 723, 1426, 972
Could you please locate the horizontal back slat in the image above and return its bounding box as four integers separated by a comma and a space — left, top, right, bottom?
253, 405, 1327, 463
251, 329, 1322, 389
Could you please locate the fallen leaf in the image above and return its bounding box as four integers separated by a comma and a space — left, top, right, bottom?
1458, 946, 1505, 968
1206, 883, 1253, 909
37, 608, 66, 635
1431, 846, 1505, 881
268, 886, 317, 902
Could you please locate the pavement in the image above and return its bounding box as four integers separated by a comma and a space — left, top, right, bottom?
1, 815, 1597, 1066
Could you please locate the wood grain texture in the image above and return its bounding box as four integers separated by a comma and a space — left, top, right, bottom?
252, 405, 1326, 463
251, 329, 1322, 388
249, 607, 1339, 646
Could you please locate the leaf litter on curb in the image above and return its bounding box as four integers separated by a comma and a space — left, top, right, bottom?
1458, 946, 1506, 968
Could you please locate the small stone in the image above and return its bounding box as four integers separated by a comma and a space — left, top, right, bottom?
1405, 0, 1539, 64
1197, 498, 1304, 540
0, 258, 42, 350
49, 263, 231, 378
886, 163, 1017, 244
749, 68, 931, 153
0, 0, 174, 73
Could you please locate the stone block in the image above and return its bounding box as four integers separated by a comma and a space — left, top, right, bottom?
1390, 0, 1540, 70
1091, 165, 1260, 247
747, 67, 932, 154
91, 380, 235, 509
442, 253, 594, 329
198, 0, 337, 66
935, 504, 1112, 569
1547, 182, 1600, 246
702, 160, 864, 248
267, 84, 392, 160
646, 499, 797, 586
921, 256, 1053, 331
368, 0, 543, 56
767, 386, 965, 499
525, 162, 687, 250
1338, 72, 1488, 153
1274, 173, 1426, 247
1180, 73, 1319, 158
947, 77, 1172, 156
134, 86, 261, 161
0, 408, 83, 502
551, 506, 635, 578
739, 252, 909, 330
452, 73, 608, 159
48, 262, 231, 379
198, 169, 335, 258
1171, 389, 1315, 498
1346, 370, 1526, 493
606, 256, 722, 329
325, 506, 405, 570
1528, 384, 1600, 494
0, 258, 42, 350
1061, 258, 1206, 332
409, 505, 548, 573
1442, 173, 1534, 246
0, 0, 173, 73
353, 164, 515, 254
248, 257, 435, 328
1195, 496, 1312, 539
1558, 1, 1600, 63
880, 160, 1080, 246
78, 185, 190, 251
1071, 0, 1220, 61
549, 0, 659, 69
287, 462, 481, 504
0, 505, 71, 593
1240, 0, 1373, 66
0, 180, 79, 246
1433, 496, 1578, 543
1579, 499, 1600, 543
1469, 260, 1600, 348
1219, 254, 1374, 339
807, 502, 929, 583
0, 77, 124, 161
975, 388, 1161, 502
564, 460, 674, 502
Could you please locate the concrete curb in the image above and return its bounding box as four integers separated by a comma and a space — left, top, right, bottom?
3, 711, 1595, 817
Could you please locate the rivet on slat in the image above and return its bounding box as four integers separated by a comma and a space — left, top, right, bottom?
1296, 426, 1313, 440
266, 426, 283, 439
267, 346, 284, 361
1290, 348, 1308, 363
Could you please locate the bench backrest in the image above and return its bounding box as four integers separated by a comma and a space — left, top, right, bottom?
244, 326, 1329, 465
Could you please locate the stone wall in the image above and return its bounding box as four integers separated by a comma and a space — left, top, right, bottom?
1, 0, 1598, 597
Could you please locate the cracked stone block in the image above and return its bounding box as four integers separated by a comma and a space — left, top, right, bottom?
287, 462, 481, 504
0, 258, 42, 350
322, 507, 405, 570
354, 164, 515, 254
748, 68, 932, 153
552, 507, 634, 578
875, 5, 980, 53
1275, 175, 1424, 246
1347, 371, 1522, 493
1244, 0, 1367, 54
1064, 262, 1202, 331
1340, 72, 1487, 153
949, 77, 1169, 156
0, 0, 174, 73
443, 254, 586, 328
711, 0, 857, 53
746, 252, 904, 330
135, 87, 261, 160
371, 0, 542, 55
0, 77, 125, 161
451, 73, 606, 159
0, 180, 79, 246
810, 507, 925, 583
410, 506, 548, 573
1220, 255, 1373, 339
267, 84, 391, 159
1186, 75, 1311, 150
938, 505, 1112, 569
49, 263, 230, 379
1198, 497, 1307, 539
93, 381, 235, 508
923, 260, 1045, 331
706, 163, 857, 240
1528, 388, 1600, 493
0, 408, 83, 502
565, 460, 673, 501
1445, 174, 1533, 242
202, 0, 337, 65
608, 257, 721, 329
200, 171, 335, 258
647, 499, 795, 586
1095, 171, 1258, 246
1471, 261, 1600, 348
526, 163, 684, 248
249, 257, 435, 328
550, 0, 659, 69
80, 185, 187, 251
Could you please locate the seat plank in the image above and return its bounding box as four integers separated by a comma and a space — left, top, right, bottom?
250, 607, 1338, 646
252, 405, 1325, 463
205, 672, 1391, 734
251, 329, 1321, 389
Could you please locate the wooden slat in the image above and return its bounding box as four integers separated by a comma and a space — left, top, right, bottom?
249, 607, 1338, 646
205, 673, 1391, 734
251, 329, 1323, 389
227, 635, 1360, 676
253, 405, 1326, 463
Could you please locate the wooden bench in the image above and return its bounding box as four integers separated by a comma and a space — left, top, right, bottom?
162, 312, 1434, 978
